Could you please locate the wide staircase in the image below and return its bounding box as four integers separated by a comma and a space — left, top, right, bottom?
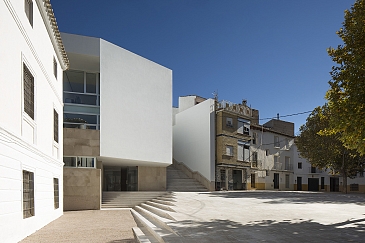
166, 165, 208, 192
102, 191, 169, 208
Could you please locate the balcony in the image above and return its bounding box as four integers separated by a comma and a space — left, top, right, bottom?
273, 162, 293, 171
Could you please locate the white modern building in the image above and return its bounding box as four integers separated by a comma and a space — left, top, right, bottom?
0, 0, 69, 242
60, 33, 172, 210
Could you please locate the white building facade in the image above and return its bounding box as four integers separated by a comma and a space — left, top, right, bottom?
61, 33, 172, 210
0, 0, 69, 242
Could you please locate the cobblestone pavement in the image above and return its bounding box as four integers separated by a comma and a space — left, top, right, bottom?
166, 191, 365, 243
20, 209, 136, 243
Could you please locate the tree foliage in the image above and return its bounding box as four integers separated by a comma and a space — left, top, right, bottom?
296, 105, 365, 192
325, 0, 365, 155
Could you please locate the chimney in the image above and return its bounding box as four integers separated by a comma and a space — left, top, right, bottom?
277, 113, 280, 120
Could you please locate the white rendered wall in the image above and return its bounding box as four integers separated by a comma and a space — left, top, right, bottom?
173, 99, 215, 182
0, 1, 64, 242
100, 39, 172, 166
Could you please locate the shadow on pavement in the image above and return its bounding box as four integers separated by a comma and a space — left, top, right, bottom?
203, 191, 365, 206
167, 217, 365, 242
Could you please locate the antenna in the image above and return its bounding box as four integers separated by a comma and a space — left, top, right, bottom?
212, 90, 218, 101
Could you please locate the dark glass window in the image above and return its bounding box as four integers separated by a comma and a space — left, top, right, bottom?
23, 170, 34, 218
24, 0, 33, 27
54, 178, 59, 209
24, 64, 34, 119
54, 110, 58, 142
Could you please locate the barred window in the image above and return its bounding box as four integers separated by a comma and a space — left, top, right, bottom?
53, 57, 57, 79
54, 178, 59, 209
54, 109, 58, 142
23, 170, 34, 218
24, 64, 34, 119
24, 0, 33, 27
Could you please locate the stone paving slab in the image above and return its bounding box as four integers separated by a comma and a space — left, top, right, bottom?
20, 209, 137, 243
166, 191, 365, 243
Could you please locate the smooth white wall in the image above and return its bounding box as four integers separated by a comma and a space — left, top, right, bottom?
0, 0, 64, 242
100, 39, 172, 165
173, 99, 215, 181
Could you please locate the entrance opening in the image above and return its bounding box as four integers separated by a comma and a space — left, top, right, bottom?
330, 177, 339, 192
233, 170, 243, 190
103, 166, 138, 191
274, 173, 279, 189
250, 173, 255, 188
297, 176, 302, 191
308, 178, 319, 191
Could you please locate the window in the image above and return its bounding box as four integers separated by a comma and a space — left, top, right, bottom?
311, 166, 316, 173
350, 184, 359, 191
226, 117, 233, 127
359, 171, 364, 177
237, 119, 250, 135
24, 0, 33, 27
54, 178, 59, 209
54, 109, 58, 143
53, 57, 57, 79
226, 145, 233, 156
252, 132, 257, 145
274, 136, 280, 147
252, 152, 258, 162
64, 156, 96, 168
285, 174, 289, 188
23, 170, 34, 218
298, 162, 302, 169
265, 149, 270, 156
24, 64, 34, 119
237, 141, 250, 161
285, 157, 291, 170
285, 138, 289, 149
321, 177, 325, 190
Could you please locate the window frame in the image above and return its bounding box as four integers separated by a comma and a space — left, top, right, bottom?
298, 162, 302, 169
53, 57, 58, 80
24, 0, 33, 27
23, 63, 34, 120
54, 178, 59, 209
272, 136, 279, 148
54, 109, 59, 143
23, 170, 35, 218
63, 156, 96, 168
225, 145, 234, 156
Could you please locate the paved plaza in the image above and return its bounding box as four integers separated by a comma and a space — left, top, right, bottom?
21, 191, 365, 243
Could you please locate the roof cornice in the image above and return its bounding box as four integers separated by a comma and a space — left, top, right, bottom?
36, 0, 69, 70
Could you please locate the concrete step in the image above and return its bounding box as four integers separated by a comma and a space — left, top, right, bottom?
134, 206, 176, 234
155, 197, 176, 202
133, 226, 155, 243
145, 201, 175, 212
131, 209, 166, 243
151, 199, 175, 206
140, 203, 175, 220
102, 192, 172, 208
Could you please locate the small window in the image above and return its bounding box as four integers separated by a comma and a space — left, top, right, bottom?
54, 178, 59, 209
298, 162, 302, 169
226, 145, 233, 156
53, 57, 57, 79
64, 156, 96, 168
54, 109, 58, 143
252, 152, 258, 162
23, 64, 34, 119
274, 155, 279, 164
226, 118, 233, 127
359, 171, 364, 177
23, 170, 34, 218
265, 149, 270, 156
24, 0, 33, 27
274, 136, 280, 147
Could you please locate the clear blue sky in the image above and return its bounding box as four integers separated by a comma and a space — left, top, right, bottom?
51, 0, 355, 134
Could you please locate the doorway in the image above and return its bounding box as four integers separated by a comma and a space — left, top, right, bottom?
103, 166, 138, 191
250, 173, 256, 188
233, 170, 243, 190
274, 173, 279, 189
297, 177, 302, 191
330, 177, 339, 192
308, 178, 319, 191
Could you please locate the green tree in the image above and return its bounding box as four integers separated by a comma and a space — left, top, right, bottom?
296, 105, 364, 193
325, 0, 365, 155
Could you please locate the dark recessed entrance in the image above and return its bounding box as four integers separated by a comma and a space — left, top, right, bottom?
308, 178, 319, 191
330, 177, 339, 192
233, 170, 243, 190
103, 166, 138, 191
